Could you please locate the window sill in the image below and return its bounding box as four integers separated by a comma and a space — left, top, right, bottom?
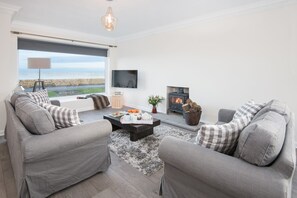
50, 93, 108, 103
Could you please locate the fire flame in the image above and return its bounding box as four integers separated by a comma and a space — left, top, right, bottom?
175, 98, 183, 104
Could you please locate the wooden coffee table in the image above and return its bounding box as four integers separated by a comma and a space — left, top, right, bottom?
103, 114, 161, 141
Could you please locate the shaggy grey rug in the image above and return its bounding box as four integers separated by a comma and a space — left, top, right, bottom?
109, 124, 196, 176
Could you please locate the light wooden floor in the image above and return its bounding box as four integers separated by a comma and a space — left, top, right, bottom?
0, 139, 162, 198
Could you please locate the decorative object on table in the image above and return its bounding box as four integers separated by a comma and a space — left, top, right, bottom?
110, 111, 127, 118
86, 94, 110, 110
182, 98, 202, 126
27, 58, 51, 92
101, 0, 117, 31
120, 112, 153, 125
148, 95, 164, 113
127, 109, 140, 113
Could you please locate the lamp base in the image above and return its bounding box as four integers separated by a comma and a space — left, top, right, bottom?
33, 80, 45, 92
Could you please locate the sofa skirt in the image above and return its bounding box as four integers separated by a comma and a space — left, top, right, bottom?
20, 138, 111, 198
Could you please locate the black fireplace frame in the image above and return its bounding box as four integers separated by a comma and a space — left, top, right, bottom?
168, 92, 189, 114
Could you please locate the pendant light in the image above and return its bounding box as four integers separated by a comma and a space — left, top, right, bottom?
101, 0, 117, 31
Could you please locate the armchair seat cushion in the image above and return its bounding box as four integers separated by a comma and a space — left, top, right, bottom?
234, 111, 286, 166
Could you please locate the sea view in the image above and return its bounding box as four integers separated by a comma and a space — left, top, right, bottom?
19, 50, 107, 97
19, 67, 105, 80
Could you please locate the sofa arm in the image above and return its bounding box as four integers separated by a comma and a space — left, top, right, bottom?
23, 120, 112, 163
159, 136, 288, 198
218, 109, 235, 123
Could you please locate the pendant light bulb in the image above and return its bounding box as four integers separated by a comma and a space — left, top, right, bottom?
101, 7, 117, 31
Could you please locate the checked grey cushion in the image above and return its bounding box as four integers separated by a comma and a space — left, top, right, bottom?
233, 100, 264, 120
28, 89, 50, 104
39, 103, 81, 129
196, 114, 252, 154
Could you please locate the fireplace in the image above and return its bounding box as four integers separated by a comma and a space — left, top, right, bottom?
168, 90, 189, 114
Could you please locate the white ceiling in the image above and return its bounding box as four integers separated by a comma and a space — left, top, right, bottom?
0, 0, 286, 38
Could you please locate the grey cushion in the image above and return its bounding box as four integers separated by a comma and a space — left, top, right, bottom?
235, 111, 286, 166
15, 97, 55, 135
253, 99, 290, 123
10, 91, 30, 107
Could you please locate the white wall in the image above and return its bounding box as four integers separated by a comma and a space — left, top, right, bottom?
115, 4, 297, 126
0, 5, 18, 135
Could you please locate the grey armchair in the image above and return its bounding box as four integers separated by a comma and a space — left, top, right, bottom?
159, 108, 296, 198
5, 99, 112, 198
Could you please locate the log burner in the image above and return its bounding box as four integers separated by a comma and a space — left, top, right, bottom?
168, 89, 189, 114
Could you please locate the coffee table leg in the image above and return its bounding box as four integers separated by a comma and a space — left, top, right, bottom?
130, 128, 153, 141
111, 124, 121, 131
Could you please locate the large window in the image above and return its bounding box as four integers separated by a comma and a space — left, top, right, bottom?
18, 39, 108, 97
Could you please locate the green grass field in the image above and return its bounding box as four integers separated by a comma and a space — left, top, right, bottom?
48, 87, 105, 97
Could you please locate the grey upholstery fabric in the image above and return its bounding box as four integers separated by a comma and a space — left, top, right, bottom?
159, 108, 295, 198
5, 100, 112, 198
253, 99, 290, 123
218, 109, 235, 123
235, 111, 286, 166
15, 97, 55, 135
10, 91, 30, 108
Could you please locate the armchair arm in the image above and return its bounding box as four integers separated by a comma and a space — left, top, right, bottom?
218, 109, 235, 123
23, 120, 112, 163
159, 136, 288, 198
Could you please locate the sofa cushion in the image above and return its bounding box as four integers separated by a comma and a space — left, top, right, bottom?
40, 103, 81, 129
253, 99, 290, 123
15, 97, 55, 135
233, 100, 264, 120
10, 91, 30, 108
196, 114, 252, 155
234, 111, 286, 166
27, 89, 50, 104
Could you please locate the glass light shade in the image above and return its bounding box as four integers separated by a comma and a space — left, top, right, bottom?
101, 7, 117, 31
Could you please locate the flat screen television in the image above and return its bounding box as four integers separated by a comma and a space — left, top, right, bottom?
112, 70, 138, 88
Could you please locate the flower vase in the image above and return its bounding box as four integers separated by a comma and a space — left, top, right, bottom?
152, 105, 157, 113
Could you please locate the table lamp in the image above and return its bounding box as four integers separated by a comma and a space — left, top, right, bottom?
27, 58, 51, 92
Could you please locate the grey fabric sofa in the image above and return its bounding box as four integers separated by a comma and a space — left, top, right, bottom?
5, 99, 112, 198
159, 102, 296, 198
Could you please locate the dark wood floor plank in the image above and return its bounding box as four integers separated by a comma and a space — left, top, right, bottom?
92, 188, 121, 198
88, 172, 113, 193
0, 160, 7, 198
147, 169, 163, 185
110, 159, 160, 197
104, 168, 147, 198
1, 156, 17, 198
